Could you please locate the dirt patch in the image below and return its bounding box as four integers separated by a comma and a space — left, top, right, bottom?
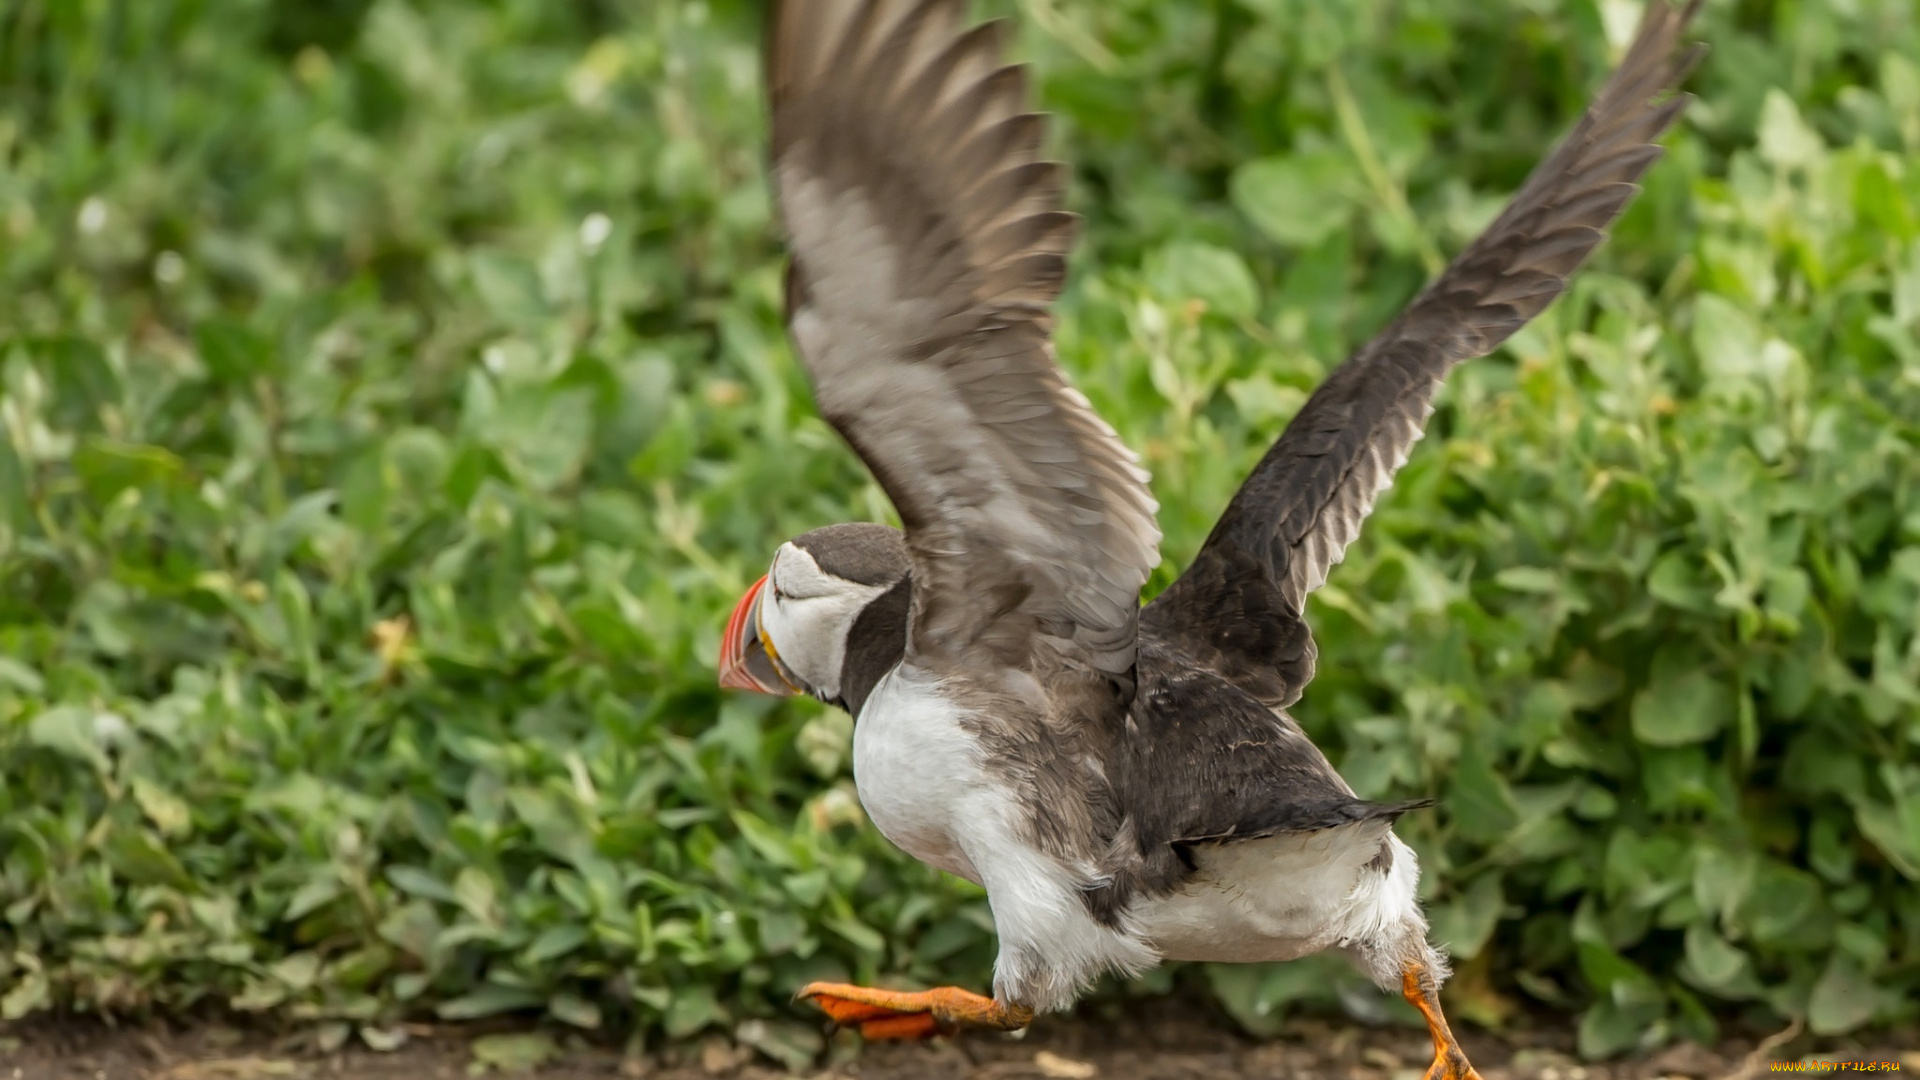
3, 1005, 1913, 1080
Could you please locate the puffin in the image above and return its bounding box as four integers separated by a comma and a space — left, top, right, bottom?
718, 2, 1701, 1075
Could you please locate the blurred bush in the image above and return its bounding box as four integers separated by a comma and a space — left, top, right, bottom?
0, 0, 1916, 1060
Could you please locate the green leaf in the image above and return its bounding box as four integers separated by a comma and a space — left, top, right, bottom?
1145, 241, 1259, 321
1680, 923, 1751, 995
36, 337, 119, 430
27, 706, 110, 772
1578, 996, 1661, 1061
1631, 663, 1733, 747
1230, 151, 1358, 247
132, 776, 192, 837
361, 1027, 408, 1053
386, 866, 459, 904
1447, 738, 1519, 842
507, 786, 593, 865
271, 569, 317, 672
1807, 954, 1877, 1035
452, 866, 501, 925
1204, 957, 1353, 1038
482, 384, 596, 493
729, 809, 799, 870
1691, 844, 1756, 927
436, 983, 543, 1021
73, 439, 187, 504
378, 902, 443, 962
526, 924, 589, 964
469, 251, 547, 329
1573, 903, 1662, 1007
287, 875, 344, 921
1757, 89, 1825, 170
0, 419, 30, 536
101, 822, 195, 890
823, 913, 885, 957
1493, 566, 1559, 593
1646, 551, 1715, 613
195, 320, 276, 382
1853, 797, 1920, 880
469, 1032, 559, 1073
1, 964, 50, 1020
734, 1018, 823, 1071
269, 952, 322, 991
755, 909, 807, 956
662, 985, 722, 1040
549, 991, 601, 1030
1690, 294, 1772, 395
0, 656, 45, 695
1740, 861, 1822, 944
1426, 874, 1504, 960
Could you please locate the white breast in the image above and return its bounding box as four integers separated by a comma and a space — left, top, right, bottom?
852, 665, 985, 883
851, 665, 1160, 1012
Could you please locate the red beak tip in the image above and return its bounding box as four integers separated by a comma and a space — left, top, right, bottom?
717, 655, 764, 693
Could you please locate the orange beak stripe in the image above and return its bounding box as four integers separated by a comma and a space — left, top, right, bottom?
718, 575, 802, 695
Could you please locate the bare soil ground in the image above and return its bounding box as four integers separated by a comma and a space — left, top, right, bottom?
3, 1003, 1913, 1080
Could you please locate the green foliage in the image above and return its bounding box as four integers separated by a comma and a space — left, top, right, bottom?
0, 0, 1916, 1058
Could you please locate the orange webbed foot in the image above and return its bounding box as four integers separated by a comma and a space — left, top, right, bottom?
1402, 964, 1486, 1080
1422, 1045, 1486, 1080
796, 982, 1033, 1041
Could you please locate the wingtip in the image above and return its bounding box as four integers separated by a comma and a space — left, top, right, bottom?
1673, 40, 1710, 86
1659, 0, 1710, 76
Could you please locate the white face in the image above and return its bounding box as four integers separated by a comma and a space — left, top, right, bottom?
756, 541, 889, 700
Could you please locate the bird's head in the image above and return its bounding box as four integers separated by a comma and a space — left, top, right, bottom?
718, 522, 912, 714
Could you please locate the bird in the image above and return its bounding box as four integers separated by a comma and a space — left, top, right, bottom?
718, 2, 1701, 1076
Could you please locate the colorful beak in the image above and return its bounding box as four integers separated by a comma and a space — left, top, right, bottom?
718, 575, 799, 695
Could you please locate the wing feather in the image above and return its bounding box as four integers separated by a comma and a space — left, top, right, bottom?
1145, 0, 1704, 706
770, 0, 1161, 680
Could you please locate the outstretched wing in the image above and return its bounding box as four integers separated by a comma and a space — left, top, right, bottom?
1144, 0, 1703, 706
769, 0, 1160, 681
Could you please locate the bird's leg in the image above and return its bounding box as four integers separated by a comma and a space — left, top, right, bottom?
1402, 962, 1484, 1080
796, 981, 1034, 1041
